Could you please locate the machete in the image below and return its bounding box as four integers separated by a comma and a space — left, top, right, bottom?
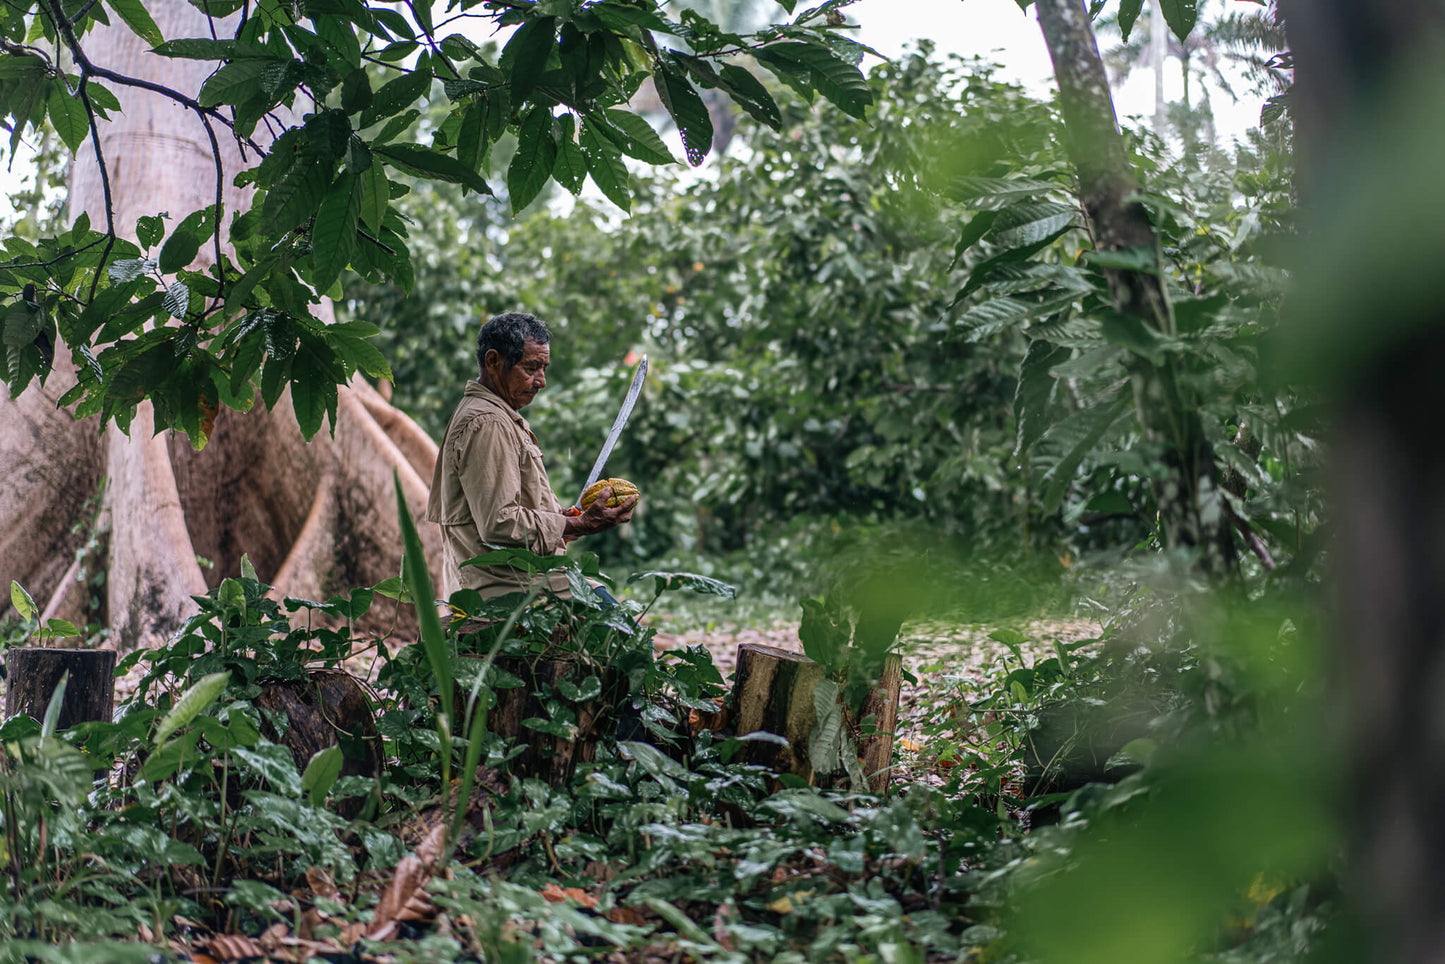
572, 354, 647, 510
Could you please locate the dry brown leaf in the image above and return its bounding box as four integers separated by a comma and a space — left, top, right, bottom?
712, 902, 735, 952
604, 905, 649, 926
369, 853, 435, 940
539, 883, 598, 908
416, 821, 447, 869
202, 933, 264, 961
258, 922, 288, 952
306, 865, 340, 900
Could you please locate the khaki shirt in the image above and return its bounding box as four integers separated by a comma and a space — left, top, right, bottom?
425, 381, 571, 599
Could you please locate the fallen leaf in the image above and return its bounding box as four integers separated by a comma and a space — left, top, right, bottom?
306, 866, 340, 900
540, 883, 598, 908
604, 905, 649, 925
201, 933, 264, 961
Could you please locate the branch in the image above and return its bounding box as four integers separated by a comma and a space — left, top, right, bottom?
192, 106, 227, 294
73, 76, 115, 302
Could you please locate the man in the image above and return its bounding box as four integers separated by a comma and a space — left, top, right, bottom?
425, 312, 638, 598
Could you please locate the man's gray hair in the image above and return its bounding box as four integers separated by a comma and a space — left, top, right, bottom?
477, 312, 550, 375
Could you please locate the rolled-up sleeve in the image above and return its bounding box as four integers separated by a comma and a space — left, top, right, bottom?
455, 415, 567, 555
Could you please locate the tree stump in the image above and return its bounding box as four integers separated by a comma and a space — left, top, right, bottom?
472, 654, 606, 786
256, 669, 382, 813
4, 647, 116, 730
730, 643, 903, 794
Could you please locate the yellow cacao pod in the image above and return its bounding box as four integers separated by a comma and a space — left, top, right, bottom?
580, 478, 639, 509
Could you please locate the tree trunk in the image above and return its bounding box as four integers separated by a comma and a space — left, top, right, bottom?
0, 0, 442, 649
4, 647, 116, 730
730, 643, 902, 793
1280, 3, 1445, 961
255, 669, 382, 816
477, 654, 606, 785
1034, 0, 1234, 573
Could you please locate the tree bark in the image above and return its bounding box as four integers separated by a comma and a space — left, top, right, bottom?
730, 643, 902, 792
477, 654, 606, 785
4, 647, 116, 730
0, 0, 443, 648
1034, 0, 1234, 572
255, 669, 382, 816
1280, 3, 1445, 960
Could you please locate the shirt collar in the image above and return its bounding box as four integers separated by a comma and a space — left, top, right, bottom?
464, 380, 538, 442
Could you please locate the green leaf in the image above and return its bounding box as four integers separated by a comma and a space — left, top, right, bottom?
375, 143, 490, 194
506, 107, 558, 216
396, 471, 451, 725
986, 201, 1078, 250
627, 570, 736, 598
41, 672, 68, 738
260, 157, 330, 237
10, 580, 35, 620
47, 82, 89, 153
199, 58, 281, 108
360, 69, 432, 128
359, 160, 389, 231
106, 0, 164, 47
311, 173, 360, 293
652, 65, 711, 166
579, 121, 629, 212
755, 42, 872, 119
38, 618, 83, 639
1039, 391, 1131, 513
233, 744, 302, 796
552, 116, 586, 195
808, 678, 843, 774
499, 16, 556, 103
301, 745, 344, 806
1160, 0, 1198, 42
716, 63, 782, 130
3, 300, 43, 347
1117, 0, 1145, 41
136, 215, 165, 248
340, 67, 372, 113
154, 671, 231, 746
159, 229, 201, 273
1014, 339, 1070, 457
163, 281, 190, 318
595, 109, 674, 165
947, 176, 1059, 207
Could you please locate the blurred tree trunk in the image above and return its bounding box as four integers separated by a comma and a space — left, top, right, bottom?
1034, 0, 1234, 572
1281, 3, 1445, 960
0, 0, 441, 648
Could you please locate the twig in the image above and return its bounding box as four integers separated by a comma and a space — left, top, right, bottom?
73, 75, 115, 302
191, 106, 227, 293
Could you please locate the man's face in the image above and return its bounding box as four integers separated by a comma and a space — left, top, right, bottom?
486, 340, 550, 410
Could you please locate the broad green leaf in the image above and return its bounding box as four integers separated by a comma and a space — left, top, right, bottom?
40, 671, 69, 738
136, 215, 164, 248
301, 745, 344, 806
717, 63, 782, 130
360, 69, 432, 128
756, 42, 872, 119
154, 671, 231, 746
552, 116, 586, 195
47, 82, 90, 153
152, 38, 272, 59
1117, 0, 1145, 41
499, 16, 556, 102
311, 173, 361, 293
652, 66, 711, 166
240, 553, 258, 581
375, 143, 490, 194
808, 678, 843, 774
579, 121, 629, 213
947, 176, 1059, 207
396, 471, 451, 724
596, 109, 674, 165
198, 58, 281, 107
3, 300, 43, 347
158, 229, 201, 273
456, 99, 489, 173
10, 580, 35, 620
986, 201, 1078, 250
1160, 0, 1198, 42
38, 618, 83, 638
233, 744, 302, 796
260, 157, 330, 237
359, 160, 389, 231
1039, 390, 1131, 513
627, 570, 736, 598
163, 281, 190, 318
106, 0, 164, 47
340, 68, 372, 113
1014, 339, 1070, 456
506, 107, 558, 216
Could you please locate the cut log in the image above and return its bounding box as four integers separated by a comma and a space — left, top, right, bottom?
256, 669, 382, 814
730, 643, 903, 794
473, 654, 606, 785
4, 647, 116, 730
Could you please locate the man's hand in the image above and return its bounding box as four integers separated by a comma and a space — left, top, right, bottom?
562, 485, 638, 541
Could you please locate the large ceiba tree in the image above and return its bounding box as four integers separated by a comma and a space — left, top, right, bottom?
0, 0, 871, 648
1, 0, 441, 649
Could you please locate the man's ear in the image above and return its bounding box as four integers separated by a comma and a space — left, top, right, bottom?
482, 348, 504, 373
